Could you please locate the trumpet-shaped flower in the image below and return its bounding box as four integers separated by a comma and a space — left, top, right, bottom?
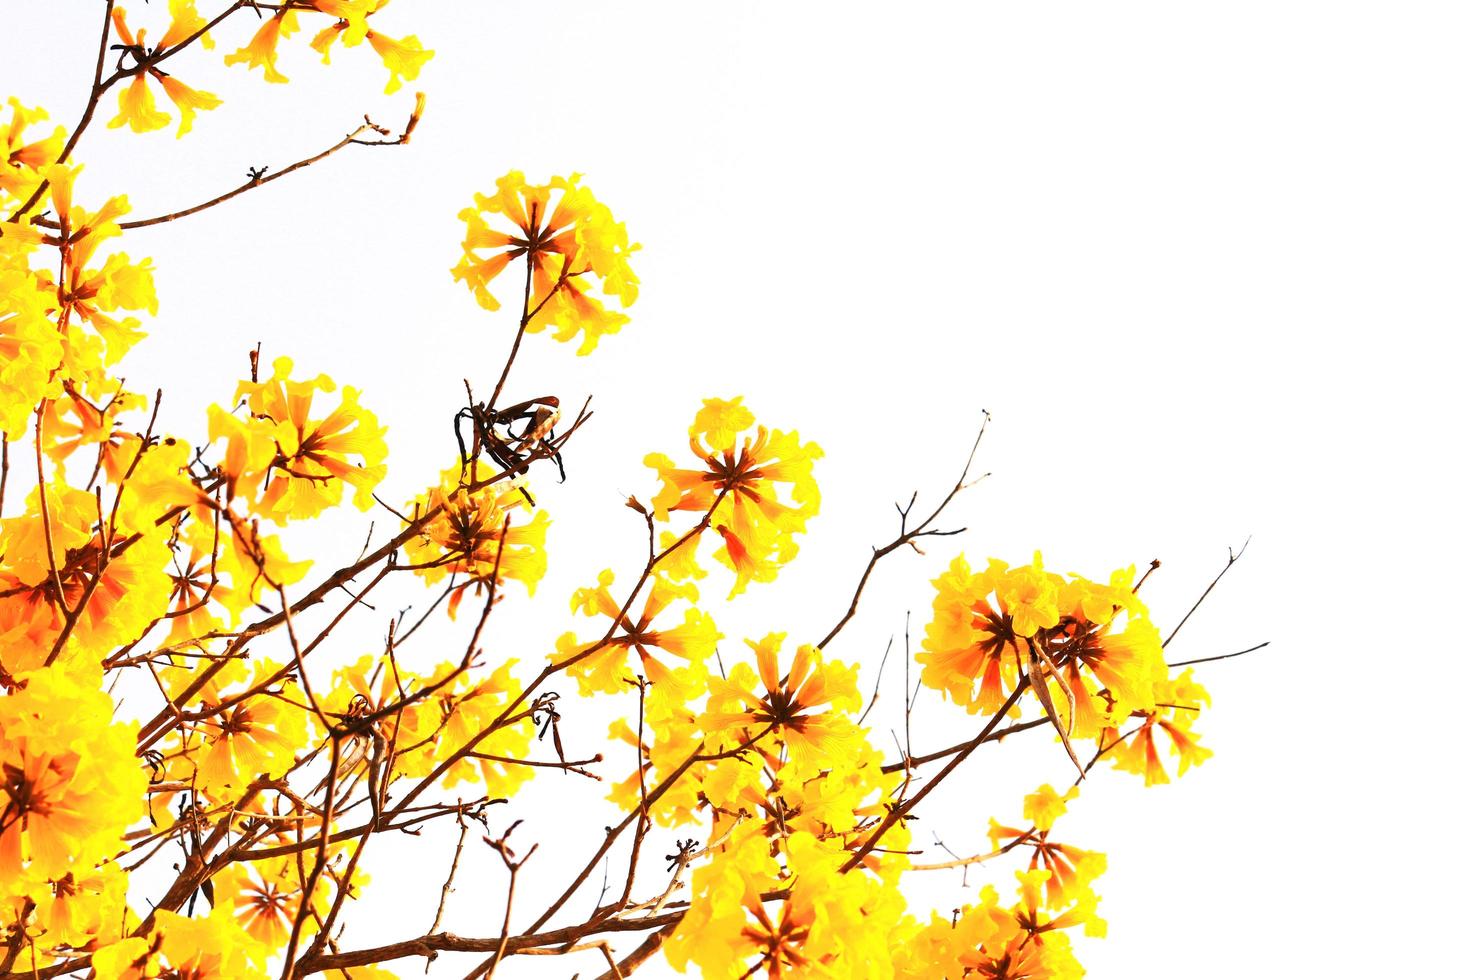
394, 658, 536, 796
224, 9, 299, 83
366, 29, 433, 93
646, 398, 821, 597
0, 667, 146, 888
216, 356, 388, 521
552, 570, 719, 698
920, 554, 1168, 728
92, 908, 269, 979
0, 481, 172, 673
1, 99, 66, 204
987, 787, 1106, 910
1103, 670, 1212, 785
402, 467, 549, 616
16, 164, 157, 378
0, 259, 63, 438
453, 171, 639, 353
703, 634, 859, 775
107, 5, 222, 137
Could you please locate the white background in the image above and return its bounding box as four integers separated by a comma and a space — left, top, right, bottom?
5, 2, 1467, 976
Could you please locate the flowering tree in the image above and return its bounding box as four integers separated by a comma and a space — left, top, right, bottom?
0, 5, 1255, 979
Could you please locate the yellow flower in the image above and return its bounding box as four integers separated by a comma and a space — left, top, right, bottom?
703, 634, 860, 774
21, 164, 157, 377
670, 828, 904, 977
655, 528, 706, 583
106, 6, 223, 137
1103, 670, 1212, 785
307, 1, 373, 60
92, 908, 269, 980
663, 830, 779, 977
691, 396, 755, 452
214, 508, 313, 609
320, 653, 415, 773
0, 260, 63, 439
224, 9, 300, 84
917, 555, 1023, 715
988, 788, 1105, 911
155, 74, 223, 137
605, 691, 705, 824
207, 402, 277, 504
1022, 783, 1077, 833
453, 171, 639, 353
402, 467, 549, 616
999, 554, 1062, 639
0, 666, 146, 886
221, 356, 388, 521
918, 554, 1167, 728
645, 401, 821, 597
1013, 867, 1106, 941
108, 73, 171, 134
24, 863, 129, 953
366, 29, 433, 93
552, 570, 719, 698
213, 856, 319, 948
1052, 566, 1166, 725
160, 526, 237, 646
395, 659, 535, 795
40, 383, 147, 472
1, 98, 66, 204
894, 897, 1008, 980
182, 660, 309, 797
735, 897, 814, 977
0, 482, 172, 673
305, 1, 431, 93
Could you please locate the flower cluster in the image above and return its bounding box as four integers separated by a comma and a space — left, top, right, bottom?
209, 355, 389, 521
646, 396, 823, 596
402, 466, 550, 616
0, 668, 146, 899
0, 8, 1239, 977
453, 171, 641, 353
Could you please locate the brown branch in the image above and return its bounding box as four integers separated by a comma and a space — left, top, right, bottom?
115, 105, 422, 230
236, 799, 500, 862
880, 716, 1051, 774
6, 0, 118, 222
0, 900, 34, 974
1168, 640, 1270, 669
842, 681, 1029, 872
856, 635, 894, 727
292, 911, 685, 976
280, 737, 342, 980
426, 817, 473, 937
380, 480, 726, 825
486, 246, 539, 412
1162, 538, 1250, 648
463, 822, 538, 980
523, 723, 774, 938
593, 922, 680, 980
133, 429, 583, 751
817, 413, 988, 650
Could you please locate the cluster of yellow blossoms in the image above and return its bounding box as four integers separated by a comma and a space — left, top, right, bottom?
452, 171, 641, 353
917, 553, 1212, 782
0, 8, 1230, 978
646, 396, 822, 596
102, 0, 432, 138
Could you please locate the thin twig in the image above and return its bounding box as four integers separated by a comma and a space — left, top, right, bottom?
1168, 640, 1270, 669
1162, 538, 1250, 648
817, 414, 989, 650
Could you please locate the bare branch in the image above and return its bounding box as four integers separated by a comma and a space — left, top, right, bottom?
1162, 538, 1250, 648
817, 413, 989, 650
